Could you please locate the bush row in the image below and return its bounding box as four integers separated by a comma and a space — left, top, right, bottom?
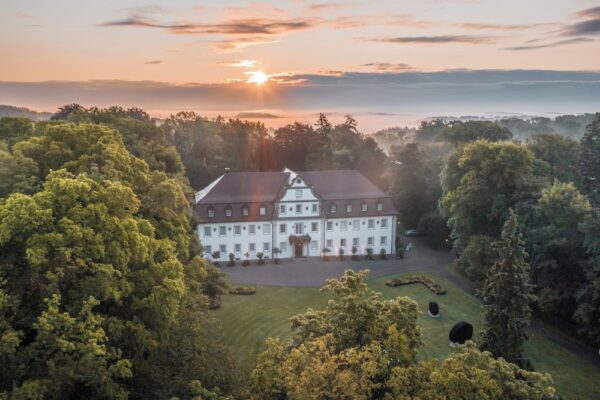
385, 275, 446, 295
229, 287, 257, 295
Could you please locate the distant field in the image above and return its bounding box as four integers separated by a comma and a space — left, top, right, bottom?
214, 272, 600, 400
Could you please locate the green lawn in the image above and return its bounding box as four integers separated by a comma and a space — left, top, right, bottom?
214, 272, 600, 400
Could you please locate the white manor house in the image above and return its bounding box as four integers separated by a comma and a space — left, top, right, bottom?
195, 169, 398, 260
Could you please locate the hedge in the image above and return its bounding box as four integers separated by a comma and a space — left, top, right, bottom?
229, 287, 256, 295
385, 275, 446, 295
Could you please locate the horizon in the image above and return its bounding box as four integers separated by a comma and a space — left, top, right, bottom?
1, 1, 599, 130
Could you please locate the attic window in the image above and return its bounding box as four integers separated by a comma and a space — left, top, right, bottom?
361, 202, 368, 212
225, 206, 232, 217
330, 203, 337, 214
346, 204, 352, 213
259, 206, 267, 216
207, 207, 215, 218
242, 206, 249, 216
377, 202, 383, 211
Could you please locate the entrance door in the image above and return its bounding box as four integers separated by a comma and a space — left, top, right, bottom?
295, 242, 303, 258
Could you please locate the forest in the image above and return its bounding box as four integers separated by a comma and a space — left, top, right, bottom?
0, 104, 599, 399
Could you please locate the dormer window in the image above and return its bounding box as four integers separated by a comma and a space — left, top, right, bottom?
377, 201, 383, 211
330, 203, 337, 214
207, 207, 215, 218
295, 189, 302, 199
361, 202, 368, 212
259, 205, 266, 216
242, 206, 249, 216
225, 206, 232, 217
346, 204, 352, 213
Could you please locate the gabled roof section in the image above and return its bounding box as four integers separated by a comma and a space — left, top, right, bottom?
299, 170, 389, 200
196, 171, 290, 204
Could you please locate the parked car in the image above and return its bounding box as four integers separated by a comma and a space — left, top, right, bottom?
404, 229, 426, 237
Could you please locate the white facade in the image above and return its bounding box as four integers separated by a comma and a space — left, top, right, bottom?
197, 172, 397, 261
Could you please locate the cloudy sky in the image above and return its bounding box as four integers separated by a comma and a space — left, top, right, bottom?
1, 0, 599, 130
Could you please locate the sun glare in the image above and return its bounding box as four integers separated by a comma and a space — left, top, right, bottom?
247, 71, 269, 85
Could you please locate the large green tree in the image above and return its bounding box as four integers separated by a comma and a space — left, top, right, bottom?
527, 133, 581, 186
437, 120, 513, 147
440, 140, 537, 250
480, 210, 535, 368
579, 114, 600, 206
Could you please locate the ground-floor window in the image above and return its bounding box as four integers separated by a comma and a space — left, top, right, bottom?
279, 242, 287, 253
380, 236, 387, 245
219, 244, 226, 253
263, 242, 270, 251
249, 243, 256, 252
310, 240, 318, 250
234, 243, 241, 253
340, 238, 347, 247
367, 237, 374, 246
204, 245, 211, 254
353, 238, 359, 246
326, 239, 333, 248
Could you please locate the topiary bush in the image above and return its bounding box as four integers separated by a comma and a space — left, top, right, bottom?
256, 252, 265, 265
229, 286, 256, 295
379, 248, 387, 260
385, 275, 446, 295
338, 248, 345, 261
227, 252, 236, 267
351, 246, 360, 261
365, 247, 374, 260
322, 248, 331, 261
273, 247, 281, 264
211, 250, 221, 267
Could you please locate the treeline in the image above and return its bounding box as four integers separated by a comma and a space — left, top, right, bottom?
391, 117, 600, 349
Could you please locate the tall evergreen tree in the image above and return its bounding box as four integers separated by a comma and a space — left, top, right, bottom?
480, 210, 535, 368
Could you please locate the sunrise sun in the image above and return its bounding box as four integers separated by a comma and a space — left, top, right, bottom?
247, 71, 269, 85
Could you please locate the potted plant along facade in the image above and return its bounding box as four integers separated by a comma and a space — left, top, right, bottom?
273, 247, 281, 264
365, 247, 374, 260
322, 248, 331, 261
227, 252, 236, 267
338, 247, 345, 261
379, 248, 387, 259
242, 252, 251, 266
351, 246, 360, 261
211, 250, 221, 267
256, 252, 265, 265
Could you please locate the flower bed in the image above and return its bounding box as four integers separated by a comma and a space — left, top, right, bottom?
385, 275, 446, 295
229, 286, 256, 295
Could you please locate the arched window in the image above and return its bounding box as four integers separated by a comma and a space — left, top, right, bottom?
361, 202, 368, 212
207, 207, 215, 218
376, 201, 383, 211
346, 203, 352, 213
330, 203, 337, 214
225, 205, 232, 217
242, 205, 249, 216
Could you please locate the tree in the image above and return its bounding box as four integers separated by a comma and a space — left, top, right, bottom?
390, 143, 440, 227
525, 182, 591, 318
579, 114, 600, 206
437, 120, 513, 147
480, 210, 535, 368
441, 140, 537, 250
527, 133, 581, 186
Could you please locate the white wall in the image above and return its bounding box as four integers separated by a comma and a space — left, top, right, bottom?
198, 221, 274, 261
323, 216, 394, 257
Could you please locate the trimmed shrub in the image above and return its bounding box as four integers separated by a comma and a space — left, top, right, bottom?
229, 286, 256, 295
379, 248, 387, 259
322, 248, 331, 261
351, 246, 360, 261
256, 252, 265, 265
273, 247, 281, 264
211, 250, 221, 267
365, 247, 374, 260
385, 274, 446, 295
338, 248, 345, 261
227, 252, 236, 267
242, 259, 251, 267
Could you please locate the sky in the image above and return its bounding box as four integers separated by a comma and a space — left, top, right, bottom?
1, 0, 599, 131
